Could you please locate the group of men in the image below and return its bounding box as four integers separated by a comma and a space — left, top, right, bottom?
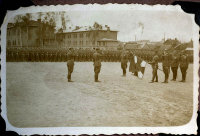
66, 48, 102, 82
66, 47, 191, 83
149, 49, 190, 83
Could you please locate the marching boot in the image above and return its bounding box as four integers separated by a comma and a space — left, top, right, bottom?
67, 75, 70, 82
149, 80, 154, 83
95, 74, 98, 82
95, 74, 100, 82
68, 74, 73, 82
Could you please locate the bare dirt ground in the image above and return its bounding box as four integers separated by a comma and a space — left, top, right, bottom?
6, 62, 193, 127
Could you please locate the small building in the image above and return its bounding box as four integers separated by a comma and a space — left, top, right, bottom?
124, 42, 143, 50
97, 38, 119, 49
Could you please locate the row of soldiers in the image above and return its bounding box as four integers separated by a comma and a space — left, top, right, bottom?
149, 49, 190, 83
66, 48, 191, 83
6, 47, 188, 62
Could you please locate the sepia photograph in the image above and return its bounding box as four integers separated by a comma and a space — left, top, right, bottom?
1, 4, 199, 135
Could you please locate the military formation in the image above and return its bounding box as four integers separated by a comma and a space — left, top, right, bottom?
6, 47, 165, 62
149, 49, 190, 83
6, 47, 192, 83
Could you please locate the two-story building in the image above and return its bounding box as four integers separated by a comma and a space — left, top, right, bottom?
61, 25, 118, 48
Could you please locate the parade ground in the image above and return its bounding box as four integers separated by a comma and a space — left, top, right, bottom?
6, 62, 193, 127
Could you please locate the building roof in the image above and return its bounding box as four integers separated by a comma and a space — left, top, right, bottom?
159, 44, 172, 51
7, 20, 40, 29
98, 38, 118, 42
124, 42, 143, 49
59, 25, 118, 33
142, 43, 161, 50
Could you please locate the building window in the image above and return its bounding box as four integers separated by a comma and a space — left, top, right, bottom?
74, 41, 77, 46
80, 33, 83, 38
73, 34, 77, 38
86, 33, 90, 38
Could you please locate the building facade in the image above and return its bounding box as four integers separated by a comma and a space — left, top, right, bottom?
7, 21, 118, 49
61, 26, 118, 48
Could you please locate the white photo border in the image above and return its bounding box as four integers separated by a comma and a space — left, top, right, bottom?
1, 4, 199, 135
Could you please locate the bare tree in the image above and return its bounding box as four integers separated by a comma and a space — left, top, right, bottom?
14, 15, 23, 46
21, 13, 31, 47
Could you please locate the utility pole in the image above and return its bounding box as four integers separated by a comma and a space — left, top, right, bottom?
164, 32, 165, 42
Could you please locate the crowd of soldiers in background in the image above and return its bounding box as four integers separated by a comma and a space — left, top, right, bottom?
6, 47, 193, 63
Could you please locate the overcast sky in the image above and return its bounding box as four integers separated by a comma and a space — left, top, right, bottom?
64, 10, 193, 42
10, 8, 194, 43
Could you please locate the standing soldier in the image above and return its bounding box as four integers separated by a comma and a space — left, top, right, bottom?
45, 52, 49, 62
22, 51, 25, 62
149, 51, 159, 83
10, 51, 14, 62
36, 52, 39, 62
49, 52, 53, 62
162, 49, 171, 83
15, 51, 19, 62
41, 52, 44, 62
58, 51, 62, 62
170, 50, 179, 81
30, 51, 34, 62
93, 48, 102, 82
121, 49, 129, 76
179, 50, 189, 82
67, 48, 75, 82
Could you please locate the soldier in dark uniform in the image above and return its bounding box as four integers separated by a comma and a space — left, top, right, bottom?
67, 48, 75, 82
64, 50, 68, 61
10, 51, 14, 62
16, 51, 19, 62
162, 49, 171, 83
36, 52, 39, 62
52, 51, 55, 62
45, 52, 49, 62
170, 50, 179, 81
22, 52, 25, 62
74, 49, 79, 61
121, 49, 129, 76
149, 51, 159, 83
49, 52, 53, 62
58, 51, 62, 62
93, 48, 102, 82
179, 50, 189, 82
41, 52, 44, 62
55, 51, 57, 62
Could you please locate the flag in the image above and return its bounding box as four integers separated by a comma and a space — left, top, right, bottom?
129, 55, 147, 79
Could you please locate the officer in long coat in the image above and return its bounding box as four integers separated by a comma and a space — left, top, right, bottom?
170, 50, 179, 81
93, 48, 102, 82
121, 49, 129, 76
179, 50, 189, 82
162, 49, 171, 83
149, 51, 159, 83
67, 48, 75, 82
